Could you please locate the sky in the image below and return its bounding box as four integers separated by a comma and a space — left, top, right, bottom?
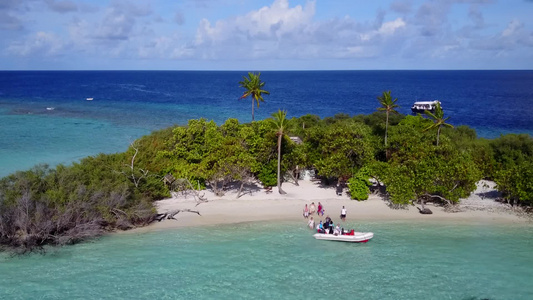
1, 0, 532, 70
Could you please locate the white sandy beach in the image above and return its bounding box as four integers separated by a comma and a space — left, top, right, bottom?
136, 180, 528, 233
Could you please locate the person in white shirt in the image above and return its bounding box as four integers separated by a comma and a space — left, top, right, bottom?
333, 225, 341, 235
340, 206, 347, 221
308, 217, 315, 229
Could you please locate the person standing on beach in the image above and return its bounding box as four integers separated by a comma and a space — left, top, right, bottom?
317, 202, 324, 216
303, 204, 309, 219
309, 202, 316, 215
340, 206, 347, 221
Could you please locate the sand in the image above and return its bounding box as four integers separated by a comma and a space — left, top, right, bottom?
134, 180, 529, 233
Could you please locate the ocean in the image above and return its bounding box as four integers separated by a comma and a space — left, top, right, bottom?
1, 71, 533, 299
1, 221, 532, 299
1, 70, 532, 177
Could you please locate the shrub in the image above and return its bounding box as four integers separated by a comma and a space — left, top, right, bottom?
347, 167, 371, 201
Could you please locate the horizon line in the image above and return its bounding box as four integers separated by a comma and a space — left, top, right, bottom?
1, 69, 533, 72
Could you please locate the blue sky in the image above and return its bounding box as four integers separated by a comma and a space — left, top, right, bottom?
1, 0, 532, 70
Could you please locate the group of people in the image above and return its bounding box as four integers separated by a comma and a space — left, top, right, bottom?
302, 202, 325, 219
304, 204, 348, 236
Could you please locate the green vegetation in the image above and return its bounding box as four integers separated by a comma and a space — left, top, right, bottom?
0, 149, 167, 253
1, 89, 532, 253
490, 134, 533, 206
347, 167, 372, 201
377, 116, 481, 208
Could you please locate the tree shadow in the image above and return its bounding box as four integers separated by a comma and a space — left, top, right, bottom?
371, 183, 410, 210
209, 180, 263, 198
476, 190, 501, 199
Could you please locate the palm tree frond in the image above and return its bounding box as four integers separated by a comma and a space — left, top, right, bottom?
424, 110, 437, 120
239, 72, 270, 122
424, 102, 453, 145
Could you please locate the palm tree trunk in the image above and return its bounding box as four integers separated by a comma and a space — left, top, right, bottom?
385, 111, 389, 147
251, 99, 254, 122
277, 133, 286, 194
437, 126, 441, 146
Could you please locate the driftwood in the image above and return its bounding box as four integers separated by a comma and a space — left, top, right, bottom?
170, 178, 208, 205
155, 176, 206, 222
286, 169, 300, 186
417, 207, 433, 214
154, 209, 201, 221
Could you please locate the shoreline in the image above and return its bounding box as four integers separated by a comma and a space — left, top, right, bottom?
130, 180, 530, 234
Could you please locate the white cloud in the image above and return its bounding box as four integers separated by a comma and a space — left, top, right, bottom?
194, 0, 315, 46
6, 31, 66, 56
361, 18, 406, 41
1, 0, 531, 69
185, 0, 411, 61
469, 19, 531, 51
64, 1, 153, 42
502, 19, 522, 37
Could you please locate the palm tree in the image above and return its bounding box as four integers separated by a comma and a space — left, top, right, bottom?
239, 72, 270, 122
424, 102, 453, 146
271, 109, 288, 194
377, 90, 399, 147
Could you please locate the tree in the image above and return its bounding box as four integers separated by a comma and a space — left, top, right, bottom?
239, 72, 270, 122
347, 166, 372, 200
309, 121, 375, 180
377, 91, 399, 147
424, 102, 453, 146
271, 109, 289, 194
490, 134, 533, 206
380, 117, 481, 209
495, 160, 533, 206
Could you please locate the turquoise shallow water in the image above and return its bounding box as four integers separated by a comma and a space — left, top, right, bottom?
1, 221, 532, 300
0, 108, 149, 176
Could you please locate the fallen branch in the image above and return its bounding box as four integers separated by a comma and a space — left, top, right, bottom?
155, 209, 202, 221
423, 193, 453, 206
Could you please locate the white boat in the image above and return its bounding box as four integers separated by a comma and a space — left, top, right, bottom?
411, 100, 440, 113
46, 107, 55, 111
313, 231, 374, 243
86, 98, 94, 101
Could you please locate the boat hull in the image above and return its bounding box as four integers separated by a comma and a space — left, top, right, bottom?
313, 232, 373, 243
411, 108, 433, 114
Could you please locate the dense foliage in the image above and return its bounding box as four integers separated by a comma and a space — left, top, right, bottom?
1, 108, 532, 252
0, 152, 166, 253
489, 134, 533, 206
376, 116, 481, 207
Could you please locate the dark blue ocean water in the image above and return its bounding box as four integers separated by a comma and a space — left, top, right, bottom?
1, 71, 532, 177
